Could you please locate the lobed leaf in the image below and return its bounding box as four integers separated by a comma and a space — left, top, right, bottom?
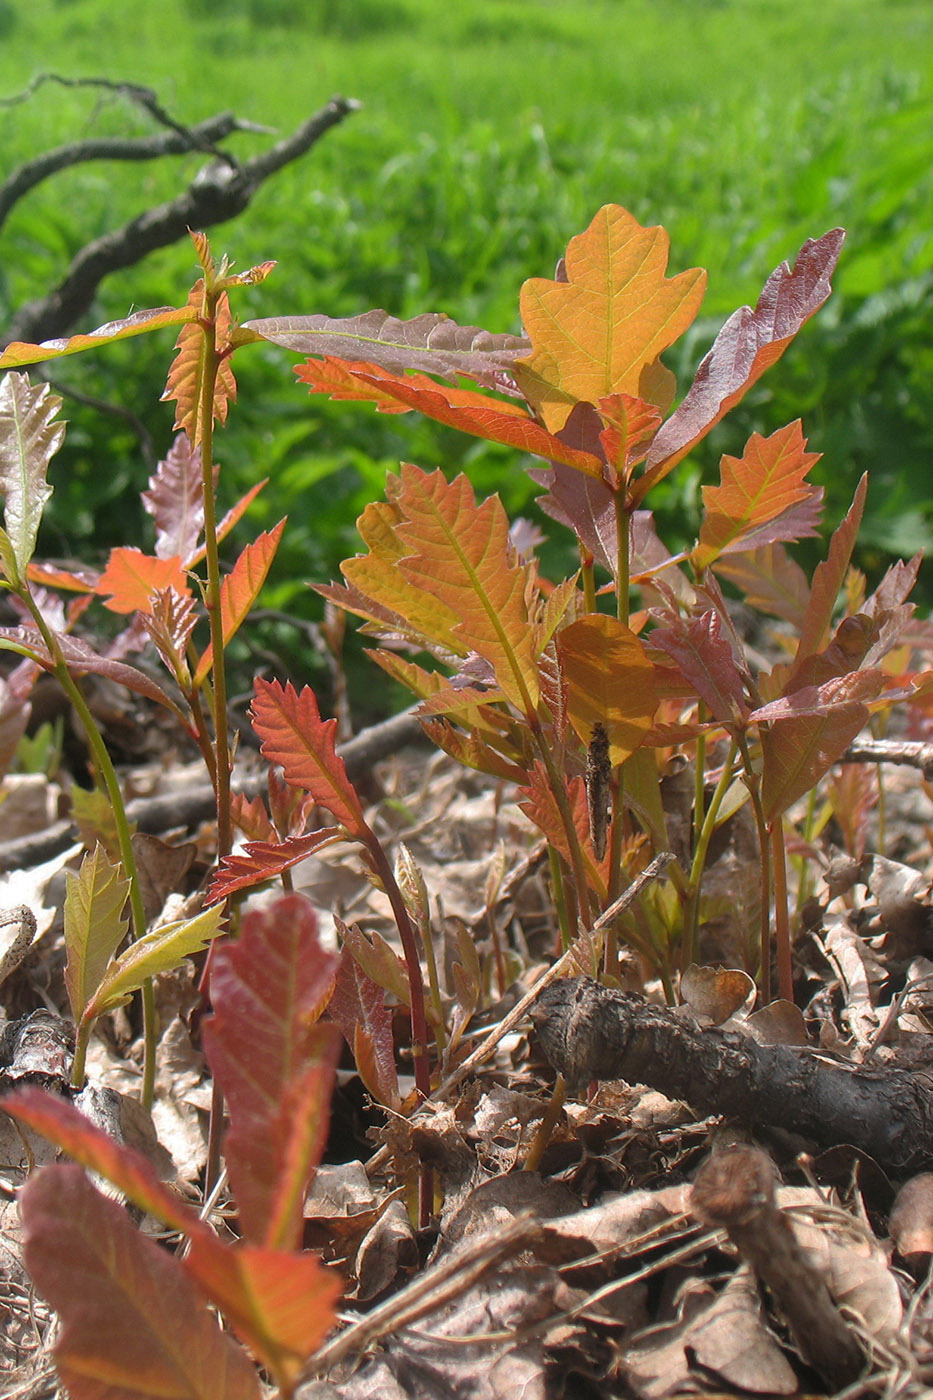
296, 356, 604, 475
635, 228, 845, 500
142, 434, 210, 561
202, 895, 340, 1250
250, 679, 368, 835
20, 1164, 261, 1400
514, 204, 706, 433
329, 944, 400, 1109
206, 827, 344, 904
713, 544, 811, 629
556, 614, 659, 765
0, 373, 64, 581
163, 285, 237, 446
193, 520, 286, 684
250, 308, 527, 387
63, 845, 130, 1023
82, 904, 225, 1023
0, 305, 196, 370
650, 611, 750, 725
789, 475, 868, 680
95, 547, 189, 615
691, 421, 822, 570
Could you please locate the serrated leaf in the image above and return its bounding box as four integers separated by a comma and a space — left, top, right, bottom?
201, 895, 340, 1250
420, 717, 527, 783
21, 1164, 261, 1400
250, 679, 368, 835
63, 845, 130, 1022
788, 475, 868, 681
144, 586, 198, 684
206, 827, 344, 904
230, 791, 277, 844
650, 611, 750, 725
0, 305, 196, 370
329, 945, 400, 1109
0, 373, 64, 580
295, 357, 604, 475
750, 670, 886, 725
514, 205, 706, 433
556, 614, 659, 765
691, 421, 822, 569
249, 308, 527, 387
142, 434, 209, 561
82, 903, 225, 1022
390, 465, 541, 712
95, 547, 189, 615
518, 762, 605, 893
193, 520, 286, 684
163, 285, 237, 446
635, 228, 845, 500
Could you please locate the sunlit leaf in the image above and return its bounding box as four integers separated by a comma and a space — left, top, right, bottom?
340, 921, 411, 1009
95, 547, 189, 615
142, 434, 209, 561
713, 544, 810, 629
202, 895, 340, 1250
691, 421, 822, 569
514, 204, 706, 432
20, 1165, 261, 1400
194, 520, 286, 684
518, 762, 606, 893
144, 586, 198, 685
206, 827, 344, 905
329, 944, 400, 1108
250, 680, 367, 835
251, 308, 527, 387
635, 228, 844, 500
0, 305, 195, 370
788, 475, 868, 680
163, 284, 237, 445
760, 684, 878, 822
296, 356, 603, 475
63, 845, 130, 1023
0, 373, 64, 581
82, 903, 225, 1022
556, 614, 659, 764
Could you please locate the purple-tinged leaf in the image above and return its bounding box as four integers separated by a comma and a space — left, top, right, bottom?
713, 545, 810, 628
651, 611, 750, 724
0, 374, 64, 581
750, 670, 886, 724
142, 434, 211, 561
633, 229, 845, 501
246, 309, 528, 388
789, 474, 868, 682
0, 624, 186, 719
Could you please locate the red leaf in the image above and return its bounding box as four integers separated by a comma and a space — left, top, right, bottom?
142, 434, 210, 561
651, 611, 750, 724
20, 1164, 260, 1400
194, 520, 286, 684
249, 308, 527, 388
206, 827, 344, 904
163, 285, 237, 445
514, 205, 706, 433
789, 474, 868, 680
95, 547, 189, 615
750, 670, 886, 724
760, 691, 876, 823
296, 357, 604, 475
250, 679, 368, 835
634, 228, 845, 500
230, 791, 277, 843
329, 944, 400, 1108
518, 762, 606, 895
202, 894, 341, 1250
691, 421, 822, 569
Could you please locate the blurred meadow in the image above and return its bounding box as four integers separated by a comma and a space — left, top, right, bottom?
1, 0, 931, 707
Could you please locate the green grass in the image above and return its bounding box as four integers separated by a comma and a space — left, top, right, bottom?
1, 0, 932, 708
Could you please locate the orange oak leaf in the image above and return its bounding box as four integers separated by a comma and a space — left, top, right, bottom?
194, 520, 286, 683
96, 547, 189, 615
207, 828, 344, 905
295, 356, 603, 475
556, 614, 660, 765
514, 205, 706, 433
0, 305, 196, 370
163, 284, 237, 445
691, 421, 822, 570
788, 475, 868, 682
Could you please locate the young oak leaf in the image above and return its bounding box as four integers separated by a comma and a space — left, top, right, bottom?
295, 356, 603, 476
207, 828, 344, 905
201, 895, 340, 1250
634, 228, 845, 501
163, 284, 237, 445
329, 942, 400, 1110
0, 305, 196, 371
690, 421, 822, 570
514, 205, 706, 433
713, 544, 811, 629
20, 1164, 261, 1400
390, 465, 541, 713
80, 903, 225, 1025
95, 547, 190, 615
250, 679, 368, 835
788, 475, 868, 681
193, 520, 286, 684
650, 611, 750, 726
0, 373, 64, 582
63, 845, 130, 1023
142, 434, 211, 561
556, 614, 660, 765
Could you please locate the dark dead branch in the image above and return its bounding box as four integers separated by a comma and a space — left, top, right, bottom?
842, 737, 933, 782
532, 976, 933, 1174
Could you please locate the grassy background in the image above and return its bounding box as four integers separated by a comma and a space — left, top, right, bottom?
1, 0, 932, 709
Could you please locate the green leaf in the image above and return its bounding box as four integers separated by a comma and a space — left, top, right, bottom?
63, 845, 131, 1022
0, 373, 64, 581
82, 903, 225, 1023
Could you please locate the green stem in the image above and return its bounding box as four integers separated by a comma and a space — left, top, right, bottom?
771, 819, 793, 1002
681, 738, 738, 971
